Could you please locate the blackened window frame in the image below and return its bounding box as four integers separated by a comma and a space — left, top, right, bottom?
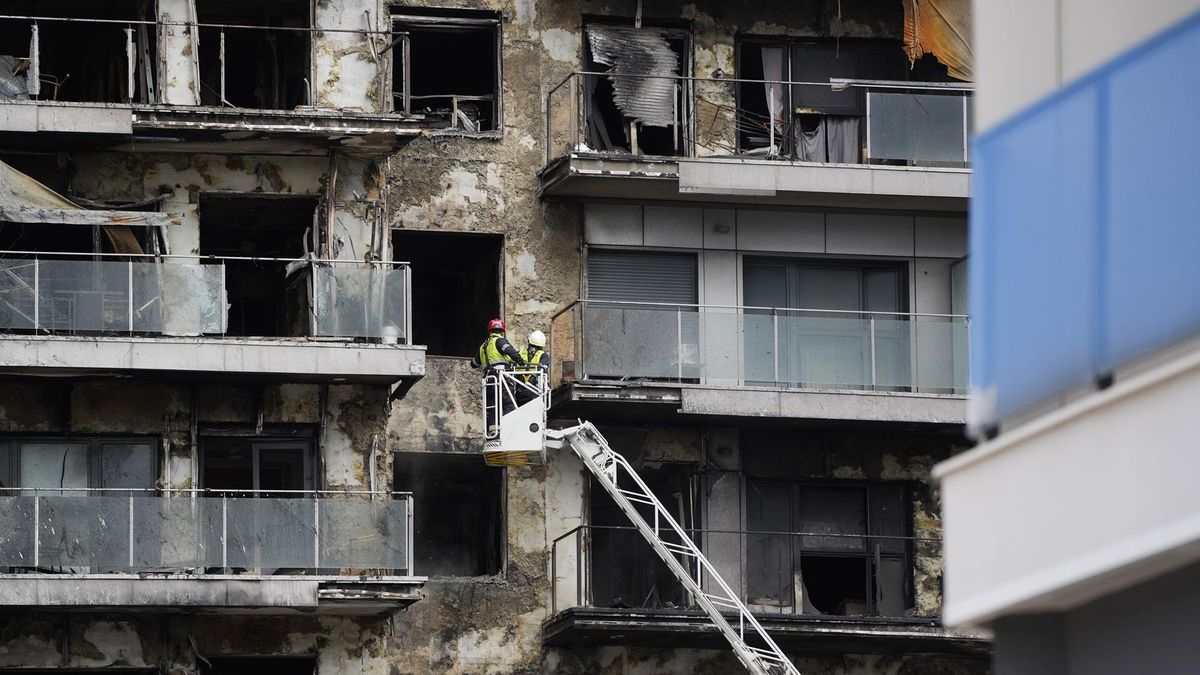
0, 435, 160, 493
744, 477, 915, 618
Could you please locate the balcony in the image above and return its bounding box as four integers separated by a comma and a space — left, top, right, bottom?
539, 73, 971, 210
549, 300, 968, 426
0, 13, 424, 151
0, 489, 420, 615
0, 254, 425, 384
547, 525, 987, 657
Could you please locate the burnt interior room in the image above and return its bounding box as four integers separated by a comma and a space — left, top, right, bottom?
392, 229, 501, 357
588, 429, 698, 609
0, 1, 155, 104
735, 37, 952, 159
200, 436, 314, 496
197, 0, 309, 109
393, 10, 499, 131
393, 452, 503, 577
198, 195, 316, 337
583, 20, 690, 156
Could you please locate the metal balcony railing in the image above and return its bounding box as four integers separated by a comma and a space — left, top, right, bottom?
550, 300, 969, 395
552, 525, 939, 619
545, 72, 973, 167
0, 252, 412, 342
0, 13, 389, 108
0, 488, 414, 577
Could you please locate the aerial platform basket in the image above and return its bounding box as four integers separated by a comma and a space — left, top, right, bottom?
481, 368, 548, 467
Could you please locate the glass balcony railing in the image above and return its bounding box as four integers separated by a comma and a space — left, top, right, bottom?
0, 489, 413, 576
550, 300, 969, 394
0, 253, 412, 342
545, 72, 972, 167
552, 525, 939, 619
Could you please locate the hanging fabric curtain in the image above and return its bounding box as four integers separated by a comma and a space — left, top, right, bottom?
904, 0, 974, 81
760, 47, 786, 153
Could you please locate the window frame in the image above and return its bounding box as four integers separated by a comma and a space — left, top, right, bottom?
744, 477, 915, 617
0, 435, 160, 492
389, 8, 503, 132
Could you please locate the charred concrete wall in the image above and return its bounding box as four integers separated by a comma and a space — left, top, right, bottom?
381, 1, 974, 673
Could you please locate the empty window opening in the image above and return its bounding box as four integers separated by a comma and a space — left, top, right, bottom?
0, 1, 155, 104
197, 0, 309, 109
200, 436, 314, 497
198, 195, 317, 337
392, 230, 501, 357
746, 479, 911, 617
589, 439, 697, 609
735, 38, 912, 160
583, 20, 691, 156
393, 452, 502, 576
200, 657, 316, 675
392, 9, 500, 131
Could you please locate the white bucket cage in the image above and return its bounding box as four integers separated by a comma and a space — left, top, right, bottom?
481, 366, 550, 466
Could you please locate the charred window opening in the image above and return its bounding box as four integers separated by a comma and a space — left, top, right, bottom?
393, 452, 503, 577
199, 435, 315, 497
197, 0, 310, 109
583, 20, 691, 157
392, 230, 501, 357
392, 9, 501, 132
589, 431, 698, 609
198, 194, 317, 338
200, 657, 317, 675
746, 479, 911, 617
735, 38, 913, 160
0, 1, 156, 104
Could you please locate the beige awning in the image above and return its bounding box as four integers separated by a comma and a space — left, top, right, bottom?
904, 0, 974, 82
0, 159, 180, 254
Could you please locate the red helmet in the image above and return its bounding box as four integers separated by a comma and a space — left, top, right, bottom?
487, 318, 506, 332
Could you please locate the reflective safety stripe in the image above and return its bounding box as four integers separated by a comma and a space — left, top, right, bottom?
480, 333, 513, 369
522, 347, 546, 381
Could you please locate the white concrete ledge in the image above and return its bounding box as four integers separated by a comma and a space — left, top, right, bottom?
0, 335, 426, 384
681, 386, 966, 425
935, 343, 1200, 628
0, 577, 318, 608
0, 101, 133, 134
678, 157, 971, 200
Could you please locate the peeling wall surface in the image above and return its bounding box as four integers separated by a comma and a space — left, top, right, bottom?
0, 0, 985, 673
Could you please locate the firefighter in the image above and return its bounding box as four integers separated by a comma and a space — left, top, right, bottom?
515, 329, 549, 406
471, 318, 525, 435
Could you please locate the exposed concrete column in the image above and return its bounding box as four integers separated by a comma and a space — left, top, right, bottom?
157, 0, 200, 105
312, 0, 385, 112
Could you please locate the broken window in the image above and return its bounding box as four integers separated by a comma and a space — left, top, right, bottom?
0, 1, 156, 104
393, 452, 503, 576
746, 479, 911, 617
200, 657, 316, 675
198, 194, 317, 337
200, 436, 314, 497
0, 437, 157, 494
392, 230, 501, 357
197, 0, 310, 109
588, 433, 698, 609
583, 21, 691, 156
392, 9, 501, 132
735, 38, 910, 160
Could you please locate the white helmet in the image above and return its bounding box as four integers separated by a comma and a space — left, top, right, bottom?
529, 330, 547, 348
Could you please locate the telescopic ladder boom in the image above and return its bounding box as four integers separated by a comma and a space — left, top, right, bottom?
545, 422, 800, 675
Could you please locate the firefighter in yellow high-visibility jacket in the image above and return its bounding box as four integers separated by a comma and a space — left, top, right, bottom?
471, 318, 526, 435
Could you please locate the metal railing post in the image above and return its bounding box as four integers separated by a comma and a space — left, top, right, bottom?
568, 74, 579, 152
869, 316, 877, 388
32, 495, 39, 568
128, 493, 135, 570
219, 30, 227, 105
772, 310, 780, 384
677, 307, 683, 380
221, 494, 228, 571
313, 496, 320, 571
128, 260, 134, 333
32, 258, 39, 331
125, 26, 135, 103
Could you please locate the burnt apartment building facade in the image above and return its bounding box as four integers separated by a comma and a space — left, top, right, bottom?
0, 1, 986, 673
